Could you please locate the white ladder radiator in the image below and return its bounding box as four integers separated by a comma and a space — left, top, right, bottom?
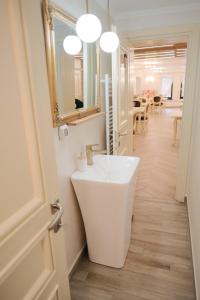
104, 74, 114, 155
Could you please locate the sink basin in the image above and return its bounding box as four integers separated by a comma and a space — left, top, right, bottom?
71, 155, 140, 268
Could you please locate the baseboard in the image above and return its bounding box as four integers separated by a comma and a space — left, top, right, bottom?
186, 199, 199, 300
68, 243, 87, 279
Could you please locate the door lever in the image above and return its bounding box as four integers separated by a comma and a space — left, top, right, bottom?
48, 199, 64, 233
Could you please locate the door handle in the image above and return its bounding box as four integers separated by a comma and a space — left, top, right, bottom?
48, 199, 64, 232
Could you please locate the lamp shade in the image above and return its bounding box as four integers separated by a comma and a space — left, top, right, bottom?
63, 35, 82, 55
100, 31, 119, 53
76, 14, 102, 43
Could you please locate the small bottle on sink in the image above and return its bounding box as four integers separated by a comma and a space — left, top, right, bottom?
77, 146, 87, 172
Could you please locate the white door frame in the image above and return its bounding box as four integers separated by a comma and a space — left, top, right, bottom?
112, 36, 131, 155
128, 24, 200, 202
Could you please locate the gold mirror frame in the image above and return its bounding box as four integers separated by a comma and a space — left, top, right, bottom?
42, 0, 101, 127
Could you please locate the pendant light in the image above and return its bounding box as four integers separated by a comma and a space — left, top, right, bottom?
76, 0, 102, 43
100, 0, 119, 53
63, 35, 82, 55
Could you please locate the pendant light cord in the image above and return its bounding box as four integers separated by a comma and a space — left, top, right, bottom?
86, 0, 89, 13
108, 0, 111, 27
108, 0, 110, 17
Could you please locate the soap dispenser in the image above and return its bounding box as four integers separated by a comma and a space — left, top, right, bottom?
77, 146, 87, 172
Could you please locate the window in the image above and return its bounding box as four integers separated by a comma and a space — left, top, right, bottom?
161, 77, 173, 100
180, 78, 185, 100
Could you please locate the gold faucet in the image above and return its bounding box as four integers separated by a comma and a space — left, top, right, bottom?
86, 144, 107, 165
86, 144, 98, 165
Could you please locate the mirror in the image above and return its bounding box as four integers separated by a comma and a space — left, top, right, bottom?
43, 1, 100, 127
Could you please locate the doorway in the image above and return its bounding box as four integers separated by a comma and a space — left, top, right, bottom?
131, 39, 187, 149
128, 28, 200, 203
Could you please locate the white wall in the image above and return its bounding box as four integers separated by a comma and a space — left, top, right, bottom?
133, 69, 185, 100
54, 116, 106, 272
53, 0, 111, 271
132, 57, 186, 100
187, 49, 200, 300
188, 111, 200, 300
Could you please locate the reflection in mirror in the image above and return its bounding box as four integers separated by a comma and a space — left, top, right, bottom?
83, 43, 98, 109
53, 17, 98, 115
43, 1, 101, 127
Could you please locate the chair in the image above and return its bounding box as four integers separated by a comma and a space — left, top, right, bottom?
153, 96, 163, 112
133, 111, 140, 150
133, 100, 141, 107
136, 103, 150, 133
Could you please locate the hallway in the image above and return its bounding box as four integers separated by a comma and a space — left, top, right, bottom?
70, 109, 196, 300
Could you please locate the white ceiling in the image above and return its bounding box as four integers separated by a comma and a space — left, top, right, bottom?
96, 0, 200, 16
95, 0, 200, 38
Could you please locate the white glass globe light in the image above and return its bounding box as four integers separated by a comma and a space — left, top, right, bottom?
100, 31, 119, 53
63, 35, 82, 55
76, 14, 102, 43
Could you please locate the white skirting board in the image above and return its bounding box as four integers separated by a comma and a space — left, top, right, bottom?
68, 243, 87, 279
187, 201, 199, 300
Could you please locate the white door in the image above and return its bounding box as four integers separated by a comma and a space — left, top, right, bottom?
0, 1, 71, 299
112, 45, 130, 155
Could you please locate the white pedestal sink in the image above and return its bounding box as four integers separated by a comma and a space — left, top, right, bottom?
71, 155, 140, 268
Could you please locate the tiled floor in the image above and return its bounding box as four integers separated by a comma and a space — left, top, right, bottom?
70, 109, 196, 300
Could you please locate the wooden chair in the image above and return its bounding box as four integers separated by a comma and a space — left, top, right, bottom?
133, 111, 143, 149
133, 100, 141, 107
136, 103, 150, 133
153, 96, 163, 112
141, 98, 147, 104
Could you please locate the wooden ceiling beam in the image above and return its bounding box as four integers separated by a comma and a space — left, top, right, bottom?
134, 54, 186, 60
134, 43, 187, 54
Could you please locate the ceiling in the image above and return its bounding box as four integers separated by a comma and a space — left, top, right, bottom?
133, 56, 186, 74
96, 0, 200, 17
96, 0, 200, 38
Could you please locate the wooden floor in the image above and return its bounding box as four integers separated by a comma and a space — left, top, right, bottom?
70, 109, 196, 300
